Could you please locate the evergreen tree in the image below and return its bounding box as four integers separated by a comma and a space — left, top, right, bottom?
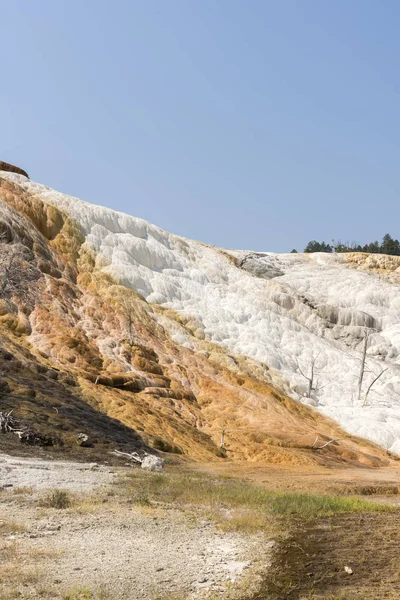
304, 240, 333, 253
303, 234, 400, 256
381, 233, 400, 255
363, 241, 380, 254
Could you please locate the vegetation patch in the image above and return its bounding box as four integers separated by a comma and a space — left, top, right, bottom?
115, 469, 392, 534
0, 520, 26, 535
40, 489, 73, 509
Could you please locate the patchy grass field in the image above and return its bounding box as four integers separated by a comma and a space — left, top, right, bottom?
114, 468, 391, 533
0, 461, 398, 600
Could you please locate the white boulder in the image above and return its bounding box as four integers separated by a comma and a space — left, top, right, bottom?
141, 455, 165, 472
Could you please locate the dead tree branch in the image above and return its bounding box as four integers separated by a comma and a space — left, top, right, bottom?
296, 352, 323, 398
0, 411, 54, 445
312, 436, 341, 451
363, 368, 389, 407
111, 449, 143, 463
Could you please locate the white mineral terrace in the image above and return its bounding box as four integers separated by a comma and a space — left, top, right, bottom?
3, 170, 400, 453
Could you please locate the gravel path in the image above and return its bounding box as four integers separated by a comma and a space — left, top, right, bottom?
0, 453, 116, 492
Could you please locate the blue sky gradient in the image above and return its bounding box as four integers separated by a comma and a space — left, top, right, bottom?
1, 0, 400, 251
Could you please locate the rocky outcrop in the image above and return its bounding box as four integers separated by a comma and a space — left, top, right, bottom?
0, 161, 29, 178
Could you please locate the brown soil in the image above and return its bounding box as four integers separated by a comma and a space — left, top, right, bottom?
193, 461, 400, 495
191, 462, 400, 598
252, 512, 400, 600
191, 462, 400, 599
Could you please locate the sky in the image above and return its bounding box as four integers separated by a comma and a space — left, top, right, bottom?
1, 0, 400, 252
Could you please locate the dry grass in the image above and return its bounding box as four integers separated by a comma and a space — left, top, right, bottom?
40, 489, 73, 509
0, 540, 18, 562
300, 594, 372, 600
0, 532, 63, 600
12, 485, 34, 495
113, 468, 393, 535
0, 560, 45, 599
150, 594, 188, 600
215, 507, 269, 533
149, 577, 264, 600
64, 589, 94, 600
37, 488, 108, 515
63, 584, 132, 600
0, 519, 26, 535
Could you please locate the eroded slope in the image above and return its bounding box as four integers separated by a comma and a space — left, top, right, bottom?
0, 169, 395, 466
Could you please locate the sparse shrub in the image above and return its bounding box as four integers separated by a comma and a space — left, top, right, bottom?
41, 489, 72, 509
132, 491, 151, 506
12, 485, 34, 495
0, 519, 26, 534
64, 588, 93, 600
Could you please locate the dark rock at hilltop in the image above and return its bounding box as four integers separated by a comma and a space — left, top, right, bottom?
0, 161, 29, 178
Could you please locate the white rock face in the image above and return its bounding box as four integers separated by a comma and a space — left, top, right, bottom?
3, 170, 400, 452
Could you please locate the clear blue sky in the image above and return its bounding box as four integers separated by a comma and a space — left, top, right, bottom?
1, 0, 400, 252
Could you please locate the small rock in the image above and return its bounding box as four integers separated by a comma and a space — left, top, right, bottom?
76, 433, 93, 448
344, 566, 353, 575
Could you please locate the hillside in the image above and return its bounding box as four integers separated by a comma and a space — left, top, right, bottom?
0, 162, 398, 466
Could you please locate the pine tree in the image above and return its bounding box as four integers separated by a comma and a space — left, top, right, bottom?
304, 241, 333, 253
303, 234, 400, 256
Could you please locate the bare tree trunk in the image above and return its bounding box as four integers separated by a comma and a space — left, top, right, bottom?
357, 330, 369, 402
220, 426, 225, 449
363, 368, 388, 407
296, 353, 320, 398
308, 361, 315, 397
312, 436, 341, 451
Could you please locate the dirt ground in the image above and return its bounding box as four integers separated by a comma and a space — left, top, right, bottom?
193, 460, 400, 496
0, 453, 270, 600
191, 461, 400, 599
2, 452, 400, 599
252, 512, 400, 600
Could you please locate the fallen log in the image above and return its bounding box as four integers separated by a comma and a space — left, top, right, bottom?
312, 436, 341, 451
111, 449, 165, 471
0, 411, 55, 446
0, 410, 20, 433
111, 449, 142, 464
